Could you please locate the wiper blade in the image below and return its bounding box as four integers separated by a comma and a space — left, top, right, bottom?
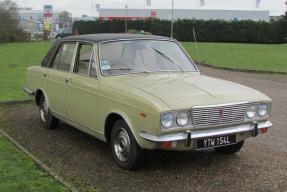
157, 70, 183, 72
152, 47, 185, 72
135, 70, 152, 74
108, 68, 152, 74
108, 67, 132, 70
152, 47, 175, 64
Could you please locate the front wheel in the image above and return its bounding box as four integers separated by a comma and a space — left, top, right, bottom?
214, 141, 244, 154
110, 120, 143, 170
39, 94, 59, 129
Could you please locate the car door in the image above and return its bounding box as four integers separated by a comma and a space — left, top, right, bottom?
46, 42, 77, 117
66, 42, 100, 131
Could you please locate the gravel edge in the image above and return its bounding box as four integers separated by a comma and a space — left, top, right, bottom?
0, 128, 79, 192
0, 99, 33, 106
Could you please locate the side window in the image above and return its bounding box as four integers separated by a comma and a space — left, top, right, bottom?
58, 43, 76, 71
74, 44, 96, 77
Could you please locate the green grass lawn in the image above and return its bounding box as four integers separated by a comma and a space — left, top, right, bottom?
0, 134, 66, 191
0, 41, 286, 101
183, 42, 287, 73
0, 41, 52, 101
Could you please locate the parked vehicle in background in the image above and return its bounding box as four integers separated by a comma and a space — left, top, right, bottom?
55, 28, 73, 39
32, 32, 44, 40
24, 34, 272, 170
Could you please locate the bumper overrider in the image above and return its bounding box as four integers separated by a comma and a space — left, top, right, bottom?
139, 121, 272, 150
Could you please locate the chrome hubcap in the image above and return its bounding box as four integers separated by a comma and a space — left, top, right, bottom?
40, 98, 48, 122
114, 128, 131, 162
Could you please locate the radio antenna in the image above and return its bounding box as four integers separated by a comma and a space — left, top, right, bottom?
192, 27, 200, 69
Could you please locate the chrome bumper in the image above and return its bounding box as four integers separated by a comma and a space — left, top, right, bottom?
23, 87, 34, 95
139, 121, 272, 142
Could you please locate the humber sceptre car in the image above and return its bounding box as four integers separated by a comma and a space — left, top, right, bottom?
24, 34, 272, 170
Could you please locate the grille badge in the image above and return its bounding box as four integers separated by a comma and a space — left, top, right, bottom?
219, 109, 224, 118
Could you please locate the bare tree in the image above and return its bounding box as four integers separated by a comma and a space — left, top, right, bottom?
0, 0, 25, 42
58, 11, 72, 29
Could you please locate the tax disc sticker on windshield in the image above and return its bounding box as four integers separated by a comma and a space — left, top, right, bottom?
101, 59, 111, 70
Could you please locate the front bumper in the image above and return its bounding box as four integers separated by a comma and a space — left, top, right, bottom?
139, 121, 272, 150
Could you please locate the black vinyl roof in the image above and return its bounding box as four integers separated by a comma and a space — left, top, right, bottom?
41, 33, 173, 67
62, 33, 171, 43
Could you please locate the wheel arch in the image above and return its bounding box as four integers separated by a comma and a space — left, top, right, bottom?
35, 88, 49, 106
104, 111, 142, 147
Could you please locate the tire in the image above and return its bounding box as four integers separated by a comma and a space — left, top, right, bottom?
39, 94, 59, 129
214, 141, 244, 154
110, 120, 143, 170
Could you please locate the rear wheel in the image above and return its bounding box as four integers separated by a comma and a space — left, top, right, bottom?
110, 120, 143, 170
214, 141, 244, 154
39, 94, 59, 129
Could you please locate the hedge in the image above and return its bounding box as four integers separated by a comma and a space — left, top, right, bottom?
73, 17, 287, 43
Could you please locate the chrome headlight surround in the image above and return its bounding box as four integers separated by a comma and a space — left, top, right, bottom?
246, 105, 257, 119
161, 110, 192, 130
161, 112, 175, 129
257, 104, 268, 117
176, 112, 189, 127
245, 103, 271, 120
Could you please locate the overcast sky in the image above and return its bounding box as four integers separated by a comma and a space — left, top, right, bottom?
15, 0, 286, 17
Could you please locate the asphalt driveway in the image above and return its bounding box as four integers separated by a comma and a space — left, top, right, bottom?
1, 66, 287, 192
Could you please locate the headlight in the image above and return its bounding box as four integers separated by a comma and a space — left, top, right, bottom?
161, 112, 174, 129
176, 112, 189, 127
258, 104, 268, 117
246, 105, 256, 118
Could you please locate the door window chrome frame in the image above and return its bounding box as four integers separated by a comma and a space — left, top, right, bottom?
46, 40, 99, 79
70, 41, 98, 79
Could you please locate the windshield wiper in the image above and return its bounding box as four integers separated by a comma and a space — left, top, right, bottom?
135, 70, 152, 74
151, 47, 185, 72
152, 47, 175, 63
108, 68, 152, 74
108, 67, 132, 70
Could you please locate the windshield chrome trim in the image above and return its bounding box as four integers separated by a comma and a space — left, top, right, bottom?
98, 38, 199, 77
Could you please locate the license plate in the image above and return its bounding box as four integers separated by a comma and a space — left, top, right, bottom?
196, 134, 236, 150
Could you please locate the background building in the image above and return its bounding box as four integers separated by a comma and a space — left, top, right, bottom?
19, 18, 42, 33
98, 9, 270, 22
18, 7, 72, 32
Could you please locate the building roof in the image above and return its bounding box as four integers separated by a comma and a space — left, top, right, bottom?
20, 17, 42, 24
98, 8, 270, 22
63, 33, 171, 43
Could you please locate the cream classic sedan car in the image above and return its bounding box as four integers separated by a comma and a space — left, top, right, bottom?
24, 34, 272, 170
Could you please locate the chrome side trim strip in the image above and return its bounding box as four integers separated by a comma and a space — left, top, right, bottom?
23, 87, 34, 95
140, 121, 272, 142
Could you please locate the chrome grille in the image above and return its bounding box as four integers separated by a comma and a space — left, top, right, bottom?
192, 103, 247, 127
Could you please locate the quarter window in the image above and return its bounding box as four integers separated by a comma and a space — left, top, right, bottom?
57, 43, 76, 71
50, 46, 61, 68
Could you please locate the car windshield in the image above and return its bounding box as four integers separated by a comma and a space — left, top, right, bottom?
99, 40, 197, 76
